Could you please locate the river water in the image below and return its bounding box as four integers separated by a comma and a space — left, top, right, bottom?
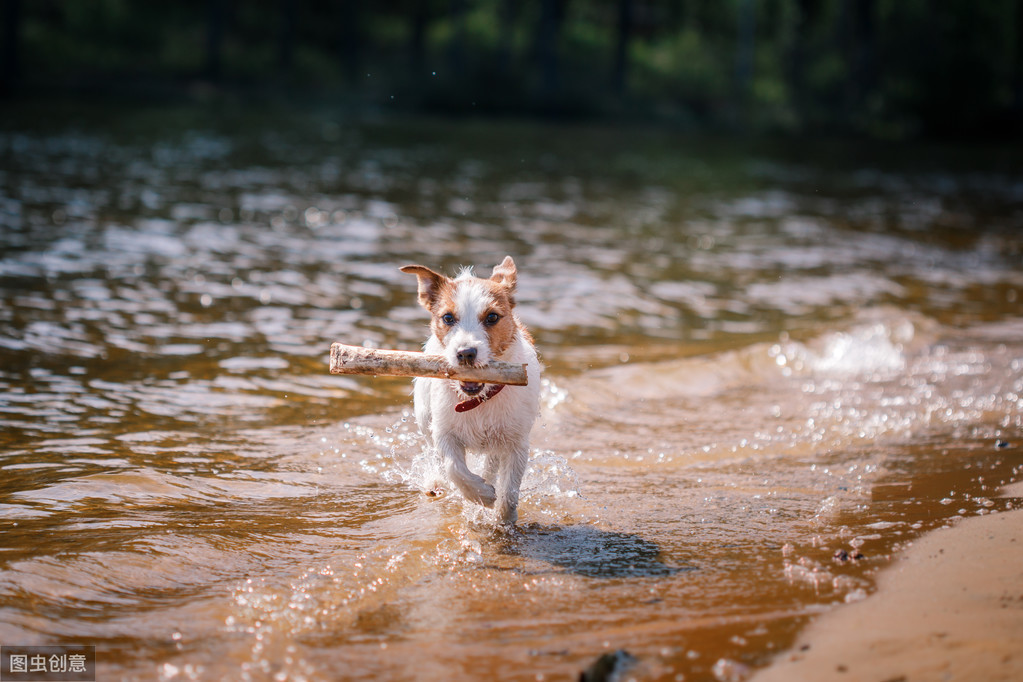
1, 111, 1022, 681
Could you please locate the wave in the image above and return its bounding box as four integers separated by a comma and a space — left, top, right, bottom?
539, 308, 1021, 466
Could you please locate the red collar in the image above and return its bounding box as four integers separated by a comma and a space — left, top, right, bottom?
454, 384, 505, 412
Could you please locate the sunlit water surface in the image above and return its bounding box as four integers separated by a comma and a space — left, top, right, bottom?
1, 113, 1022, 681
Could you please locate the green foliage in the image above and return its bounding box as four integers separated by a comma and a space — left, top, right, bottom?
6, 0, 1023, 138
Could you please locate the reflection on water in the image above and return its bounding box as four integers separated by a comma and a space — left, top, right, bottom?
1, 114, 1022, 680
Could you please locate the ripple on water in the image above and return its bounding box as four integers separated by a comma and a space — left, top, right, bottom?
2, 123, 1023, 680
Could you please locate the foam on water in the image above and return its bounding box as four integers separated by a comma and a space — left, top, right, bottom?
329, 400, 585, 530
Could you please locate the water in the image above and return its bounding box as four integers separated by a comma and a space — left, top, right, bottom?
1, 111, 1022, 681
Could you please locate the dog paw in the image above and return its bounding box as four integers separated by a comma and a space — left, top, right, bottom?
497, 505, 518, 526
476, 483, 497, 508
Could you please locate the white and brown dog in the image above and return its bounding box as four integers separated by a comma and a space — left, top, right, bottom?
400, 256, 541, 525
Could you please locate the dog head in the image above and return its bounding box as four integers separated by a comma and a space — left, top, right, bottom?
400, 257, 519, 389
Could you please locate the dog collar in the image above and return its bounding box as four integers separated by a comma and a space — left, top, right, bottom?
454, 384, 505, 413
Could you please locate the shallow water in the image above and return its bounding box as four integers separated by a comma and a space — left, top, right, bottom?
1, 112, 1022, 681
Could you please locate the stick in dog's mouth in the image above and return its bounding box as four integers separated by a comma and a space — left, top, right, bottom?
328, 343, 528, 386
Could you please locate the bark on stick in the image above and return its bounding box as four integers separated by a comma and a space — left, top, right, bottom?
329, 343, 528, 385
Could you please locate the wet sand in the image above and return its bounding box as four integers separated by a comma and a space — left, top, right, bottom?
753, 481, 1023, 682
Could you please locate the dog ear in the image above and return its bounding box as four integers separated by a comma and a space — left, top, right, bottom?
400, 264, 451, 310
489, 256, 517, 291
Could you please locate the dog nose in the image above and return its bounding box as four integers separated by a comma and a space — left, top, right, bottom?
456, 347, 477, 365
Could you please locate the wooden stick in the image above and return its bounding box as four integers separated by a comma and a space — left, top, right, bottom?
329, 343, 529, 386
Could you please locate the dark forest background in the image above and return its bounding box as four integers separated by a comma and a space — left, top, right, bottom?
3, 0, 1023, 139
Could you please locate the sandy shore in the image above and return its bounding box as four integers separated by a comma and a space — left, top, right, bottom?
752, 481, 1023, 682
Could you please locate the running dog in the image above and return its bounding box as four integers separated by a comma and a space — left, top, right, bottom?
400, 256, 541, 525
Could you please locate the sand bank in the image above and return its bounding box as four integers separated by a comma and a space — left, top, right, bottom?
752, 482, 1023, 682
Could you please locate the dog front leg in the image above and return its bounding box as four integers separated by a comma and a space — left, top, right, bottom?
495, 444, 529, 525
482, 451, 501, 486
438, 435, 496, 507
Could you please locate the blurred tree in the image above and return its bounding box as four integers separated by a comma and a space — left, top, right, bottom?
1, 0, 22, 95
787, 0, 822, 122
338, 0, 360, 83
408, 0, 432, 75
881, 0, 1014, 136
5, 0, 1023, 137
205, 0, 227, 81
535, 0, 569, 104
1014, 0, 1023, 118
841, 0, 876, 114
612, 0, 634, 95
447, 0, 468, 78
734, 0, 756, 108
497, 0, 517, 76
279, 0, 296, 76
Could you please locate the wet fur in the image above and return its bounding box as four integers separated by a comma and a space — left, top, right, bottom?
400, 257, 541, 525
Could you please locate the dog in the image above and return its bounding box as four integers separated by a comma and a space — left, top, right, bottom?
400, 256, 541, 525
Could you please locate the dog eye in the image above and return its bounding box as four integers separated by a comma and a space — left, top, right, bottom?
441, 313, 457, 326
484, 312, 501, 326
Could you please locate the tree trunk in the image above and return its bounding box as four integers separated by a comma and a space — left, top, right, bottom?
1, 0, 22, 96
447, 0, 467, 78
734, 0, 756, 105
409, 0, 429, 75
497, 0, 517, 76
788, 0, 821, 120
842, 0, 876, 115
612, 0, 633, 95
278, 0, 296, 77
339, 0, 360, 84
536, 0, 568, 102
205, 0, 226, 81
1014, 0, 1023, 115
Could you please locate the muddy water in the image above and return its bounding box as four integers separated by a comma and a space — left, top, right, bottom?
1, 112, 1022, 681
